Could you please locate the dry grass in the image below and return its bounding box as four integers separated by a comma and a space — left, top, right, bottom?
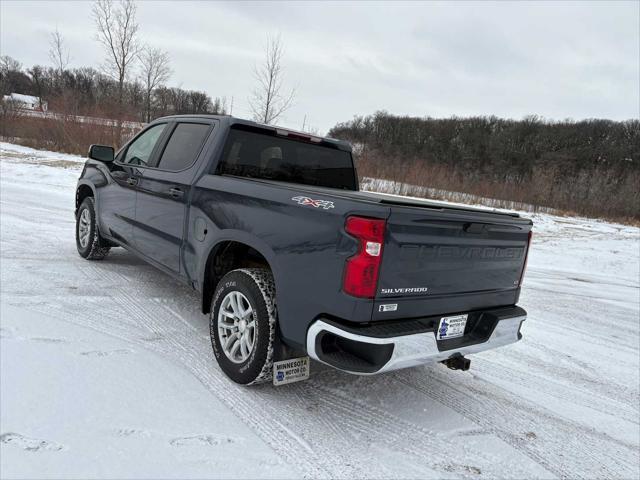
1, 114, 139, 156
356, 150, 640, 224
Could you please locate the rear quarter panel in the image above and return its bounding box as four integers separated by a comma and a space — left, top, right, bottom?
187, 175, 389, 349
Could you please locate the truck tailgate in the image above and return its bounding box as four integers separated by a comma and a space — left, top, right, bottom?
374, 207, 532, 321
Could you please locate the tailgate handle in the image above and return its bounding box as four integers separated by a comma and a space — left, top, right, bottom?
464, 223, 486, 234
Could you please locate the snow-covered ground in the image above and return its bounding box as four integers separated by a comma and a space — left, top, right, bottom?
1, 142, 639, 479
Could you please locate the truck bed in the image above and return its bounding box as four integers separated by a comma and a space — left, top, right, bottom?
246, 176, 526, 221
235, 176, 532, 322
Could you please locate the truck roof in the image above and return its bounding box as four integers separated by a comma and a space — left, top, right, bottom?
153, 114, 352, 151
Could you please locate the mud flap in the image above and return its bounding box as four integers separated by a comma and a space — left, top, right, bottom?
273, 357, 310, 386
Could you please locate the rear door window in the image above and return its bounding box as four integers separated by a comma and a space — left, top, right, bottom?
217, 126, 357, 190
156, 123, 211, 171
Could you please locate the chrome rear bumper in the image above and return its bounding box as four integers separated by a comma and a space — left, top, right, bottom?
306, 314, 525, 375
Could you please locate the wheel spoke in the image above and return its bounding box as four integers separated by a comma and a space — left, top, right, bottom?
229, 293, 239, 316
235, 292, 247, 317
240, 334, 248, 357
223, 332, 238, 351
229, 337, 241, 358
78, 208, 92, 248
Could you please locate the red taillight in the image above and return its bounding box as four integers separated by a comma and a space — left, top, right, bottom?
519, 230, 533, 286
343, 216, 386, 298
276, 129, 322, 143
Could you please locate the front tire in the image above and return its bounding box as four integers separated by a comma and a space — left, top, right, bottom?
210, 268, 277, 385
76, 197, 110, 260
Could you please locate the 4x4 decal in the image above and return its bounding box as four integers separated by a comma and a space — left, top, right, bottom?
292, 196, 335, 210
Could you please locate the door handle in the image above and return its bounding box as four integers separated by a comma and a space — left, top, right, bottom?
127, 177, 138, 186
168, 187, 184, 198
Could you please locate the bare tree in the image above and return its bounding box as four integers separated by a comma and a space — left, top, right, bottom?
92, 0, 140, 141
301, 115, 319, 135
249, 35, 295, 125
28, 66, 46, 110
48, 28, 70, 76
138, 45, 171, 122
0, 55, 22, 75
0, 96, 20, 137
0, 56, 27, 98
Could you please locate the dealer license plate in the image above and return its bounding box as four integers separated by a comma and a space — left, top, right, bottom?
436, 314, 468, 340
273, 356, 310, 386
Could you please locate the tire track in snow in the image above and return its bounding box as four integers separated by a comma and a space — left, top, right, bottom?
7, 252, 630, 479
10, 265, 536, 479
101, 289, 452, 478
292, 379, 541, 479
475, 356, 639, 426
503, 339, 640, 408
395, 368, 639, 479
17, 282, 326, 478
109, 304, 331, 479
78, 278, 551, 479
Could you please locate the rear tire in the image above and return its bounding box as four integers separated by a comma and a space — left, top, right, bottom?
76, 197, 110, 260
210, 268, 277, 385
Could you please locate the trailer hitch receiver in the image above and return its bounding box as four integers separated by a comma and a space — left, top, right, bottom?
442, 355, 471, 371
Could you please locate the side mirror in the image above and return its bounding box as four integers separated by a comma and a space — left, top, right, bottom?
88, 144, 114, 163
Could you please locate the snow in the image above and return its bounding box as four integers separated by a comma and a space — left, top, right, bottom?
3, 94, 41, 105
1, 141, 639, 479
1, 305, 292, 479
4, 94, 39, 104
0, 142, 85, 166
362, 177, 558, 214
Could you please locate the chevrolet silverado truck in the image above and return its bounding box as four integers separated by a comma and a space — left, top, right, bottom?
75, 115, 533, 385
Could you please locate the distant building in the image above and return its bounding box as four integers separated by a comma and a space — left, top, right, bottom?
2, 93, 48, 112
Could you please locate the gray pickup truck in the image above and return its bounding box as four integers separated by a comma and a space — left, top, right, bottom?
75, 115, 533, 385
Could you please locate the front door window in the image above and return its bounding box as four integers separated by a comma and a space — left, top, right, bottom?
123, 124, 166, 166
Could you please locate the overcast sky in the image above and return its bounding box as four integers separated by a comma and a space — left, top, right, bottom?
1, 1, 638, 134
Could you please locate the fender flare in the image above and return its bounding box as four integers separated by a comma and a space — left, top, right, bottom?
198, 229, 280, 294
75, 180, 97, 213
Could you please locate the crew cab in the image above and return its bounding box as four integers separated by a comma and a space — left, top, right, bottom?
75, 115, 533, 385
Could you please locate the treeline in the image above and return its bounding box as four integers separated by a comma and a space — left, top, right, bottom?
0, 55, 229, 154
329, 112, 640, 222
0, 55, 228, 121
